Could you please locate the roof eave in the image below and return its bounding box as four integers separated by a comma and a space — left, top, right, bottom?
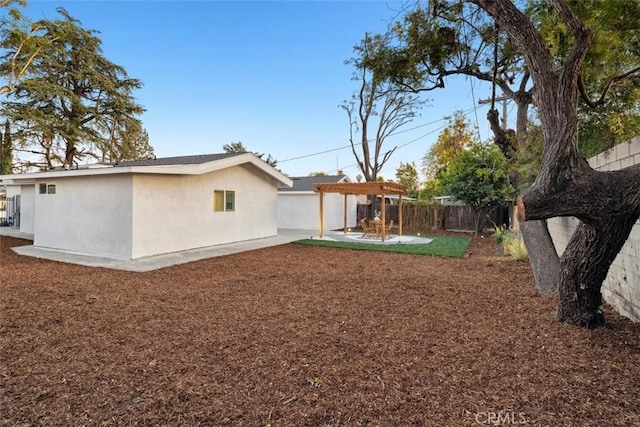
0, 153, 293, 187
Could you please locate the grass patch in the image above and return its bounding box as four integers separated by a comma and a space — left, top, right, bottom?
294, 234, 472, 258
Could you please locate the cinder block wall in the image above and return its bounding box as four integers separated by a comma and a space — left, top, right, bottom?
547, 136, 640, 322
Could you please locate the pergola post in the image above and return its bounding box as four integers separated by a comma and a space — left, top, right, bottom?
399, 194, 403, 236
318, 191, 324, 238
381, 193, 386, 242
343, 194, 348, 233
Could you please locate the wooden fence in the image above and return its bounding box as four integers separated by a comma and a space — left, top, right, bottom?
357, 203, 509, 232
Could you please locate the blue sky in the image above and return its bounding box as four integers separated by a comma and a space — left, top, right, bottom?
26, 0, 499, 180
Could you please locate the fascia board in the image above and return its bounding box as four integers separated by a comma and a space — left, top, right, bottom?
0, 167, 129, 181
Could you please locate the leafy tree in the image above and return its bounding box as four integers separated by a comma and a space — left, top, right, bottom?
0, 120, 11, 173
342, 33, 425, 182
0, 3, 60, 173
360, 1, 555, 289
369, 0, 640, 157
440, 143, 513, 234
418, 177, 442, 203
222, 141, 278, 167
222, 141, 247, 154
418, 112, 478, 202
530, 0, 640, 155
360, 0, 640, 326
422, 111, 477, 179
1, 8, 147, 169
308, 171, 328, 176
362, 0, 640, 295
105, 117, 154, 162
395, 161, 419, 197
0, 2, 56, 96
465, 0, 640, 328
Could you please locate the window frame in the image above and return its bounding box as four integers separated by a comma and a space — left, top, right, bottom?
213, 189, 235, 213
225, 190, 235, 212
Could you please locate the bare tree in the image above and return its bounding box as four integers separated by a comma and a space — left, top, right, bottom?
341, 33, 425, 182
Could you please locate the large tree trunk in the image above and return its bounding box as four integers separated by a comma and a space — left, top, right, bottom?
520, 160, 640, 327
474, 0, 640, 327
487, 95, 561, 294
557, 214, 640, 328
520, 220, 560, 293
510, 90, 564, 294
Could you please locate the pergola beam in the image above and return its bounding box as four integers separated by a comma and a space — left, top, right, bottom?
313, 182, 408, 196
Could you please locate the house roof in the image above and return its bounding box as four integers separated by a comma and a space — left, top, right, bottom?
0, 152, 293, 188
279, 175, 350, 193
115, 153, 237, 167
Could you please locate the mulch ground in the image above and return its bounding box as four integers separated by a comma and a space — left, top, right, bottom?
1, 232, 640, 427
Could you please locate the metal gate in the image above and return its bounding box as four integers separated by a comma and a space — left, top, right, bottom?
0, 194, 20, 228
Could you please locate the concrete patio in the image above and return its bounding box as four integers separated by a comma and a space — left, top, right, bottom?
313, 230, 433, 245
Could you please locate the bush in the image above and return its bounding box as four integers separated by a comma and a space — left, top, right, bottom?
492, 224, 508, 244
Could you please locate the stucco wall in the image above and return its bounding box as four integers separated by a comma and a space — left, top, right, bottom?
5, 185, 20, 198
277, 192, 357, 230
33, 174, 134, 260
131, 164, 279, 259
19, 185, 35, 235
548, 136, 640, 321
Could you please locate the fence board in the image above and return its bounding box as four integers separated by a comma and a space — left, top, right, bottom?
357, 203, 509, 232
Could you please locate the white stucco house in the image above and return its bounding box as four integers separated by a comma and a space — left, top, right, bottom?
277, 174, 357, 230
0, 153, 292, 260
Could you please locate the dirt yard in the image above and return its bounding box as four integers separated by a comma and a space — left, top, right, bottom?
1, 233, 640, 426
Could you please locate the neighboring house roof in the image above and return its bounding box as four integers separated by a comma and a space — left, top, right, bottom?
279, 175, 350, 193
0, 152, 293, 188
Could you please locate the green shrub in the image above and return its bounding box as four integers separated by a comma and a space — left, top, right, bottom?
492, 224, 507, 244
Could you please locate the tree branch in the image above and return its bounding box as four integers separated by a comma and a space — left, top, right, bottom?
579, 66, 640, 108
551, 0, 593, 94
470, 0, 554, 81
519, 163, 640, 223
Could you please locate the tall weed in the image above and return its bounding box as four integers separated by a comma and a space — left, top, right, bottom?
502, 230, 528, 260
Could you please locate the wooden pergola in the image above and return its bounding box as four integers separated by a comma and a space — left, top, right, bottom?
313, 181, 408, 242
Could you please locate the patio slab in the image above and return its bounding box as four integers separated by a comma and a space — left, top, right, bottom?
314, 231, 433, 245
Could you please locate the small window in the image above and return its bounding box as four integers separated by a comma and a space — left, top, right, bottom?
47, 184, 56, 194
225, 191, 235, 212
213, 190, 235, 212
39, 183, 47, 194
213, 190, 224, 212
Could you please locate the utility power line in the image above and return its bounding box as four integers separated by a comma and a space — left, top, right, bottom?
329, 121, 451, 175
278, 105, 479, 164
